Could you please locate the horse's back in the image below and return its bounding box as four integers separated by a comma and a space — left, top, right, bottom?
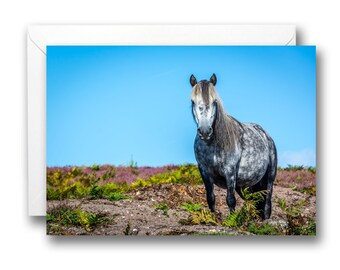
237, 123, 276, 188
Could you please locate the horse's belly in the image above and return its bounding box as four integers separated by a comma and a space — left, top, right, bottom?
212, 173, 228, 189
237, 151, 269, 187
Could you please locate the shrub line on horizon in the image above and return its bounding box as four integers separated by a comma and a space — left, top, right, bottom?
47, 164, 203, 200
47, 163, 316, 200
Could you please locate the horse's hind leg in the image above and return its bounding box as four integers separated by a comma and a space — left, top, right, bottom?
255, 150, 277, 219
264, 141, 278, 219
263, 160, 277, 219
248, 176, 270, 219
248, 163, 276, 219
262, 174, 274, 220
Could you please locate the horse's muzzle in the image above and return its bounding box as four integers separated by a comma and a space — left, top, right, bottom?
197, 127, 213, 140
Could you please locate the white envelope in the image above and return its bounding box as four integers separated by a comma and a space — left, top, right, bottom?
27, 25, 296, 216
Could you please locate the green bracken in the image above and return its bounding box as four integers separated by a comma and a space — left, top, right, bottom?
47, 204, 110, 233
108, 192, 130, 201
248, 222, 279, 235
181, 202, 202, 213
179, 209, 217, 226
222, 188, 267, 228
154, 203, 169, 217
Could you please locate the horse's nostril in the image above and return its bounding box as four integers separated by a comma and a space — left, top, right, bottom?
209, 127, 213, 133
197, 128, 202, 135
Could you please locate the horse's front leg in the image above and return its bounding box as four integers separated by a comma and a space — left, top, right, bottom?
224, 170, 237, 214
198, 166, 215, 212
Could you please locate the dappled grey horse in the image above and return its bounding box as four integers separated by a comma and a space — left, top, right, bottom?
190, 74, 277, 219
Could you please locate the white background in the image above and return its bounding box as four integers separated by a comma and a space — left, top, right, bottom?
0, 0, 337, 269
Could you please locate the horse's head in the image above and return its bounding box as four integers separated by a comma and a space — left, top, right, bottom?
190, 73, 218, 141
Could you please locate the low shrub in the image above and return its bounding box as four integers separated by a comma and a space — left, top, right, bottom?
248, 222, 279, 235
153, 203, 169, 217
108, 192, 130, 201
181, 202, 202, 213
277, 198, 316, 235
47, 204, 110, 233
179, 209, 217, 226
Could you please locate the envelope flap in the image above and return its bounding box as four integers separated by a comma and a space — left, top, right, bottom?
28, 25, 296, 54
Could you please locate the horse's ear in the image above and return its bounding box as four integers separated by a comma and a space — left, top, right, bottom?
210, 73, 217, 86
190, 74, 197, 87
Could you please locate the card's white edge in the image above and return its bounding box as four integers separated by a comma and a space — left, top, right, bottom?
27, 25, 296, 216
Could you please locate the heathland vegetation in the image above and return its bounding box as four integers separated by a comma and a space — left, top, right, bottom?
47, 163, 316, 235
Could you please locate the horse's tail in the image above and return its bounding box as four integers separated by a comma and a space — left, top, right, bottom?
267, 133, 278, 184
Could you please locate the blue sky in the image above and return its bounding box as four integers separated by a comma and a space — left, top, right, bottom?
47, 46, 316, 167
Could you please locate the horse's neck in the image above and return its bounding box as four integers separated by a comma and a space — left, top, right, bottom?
227, 114, 243, 131
214, 105, 242, 154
